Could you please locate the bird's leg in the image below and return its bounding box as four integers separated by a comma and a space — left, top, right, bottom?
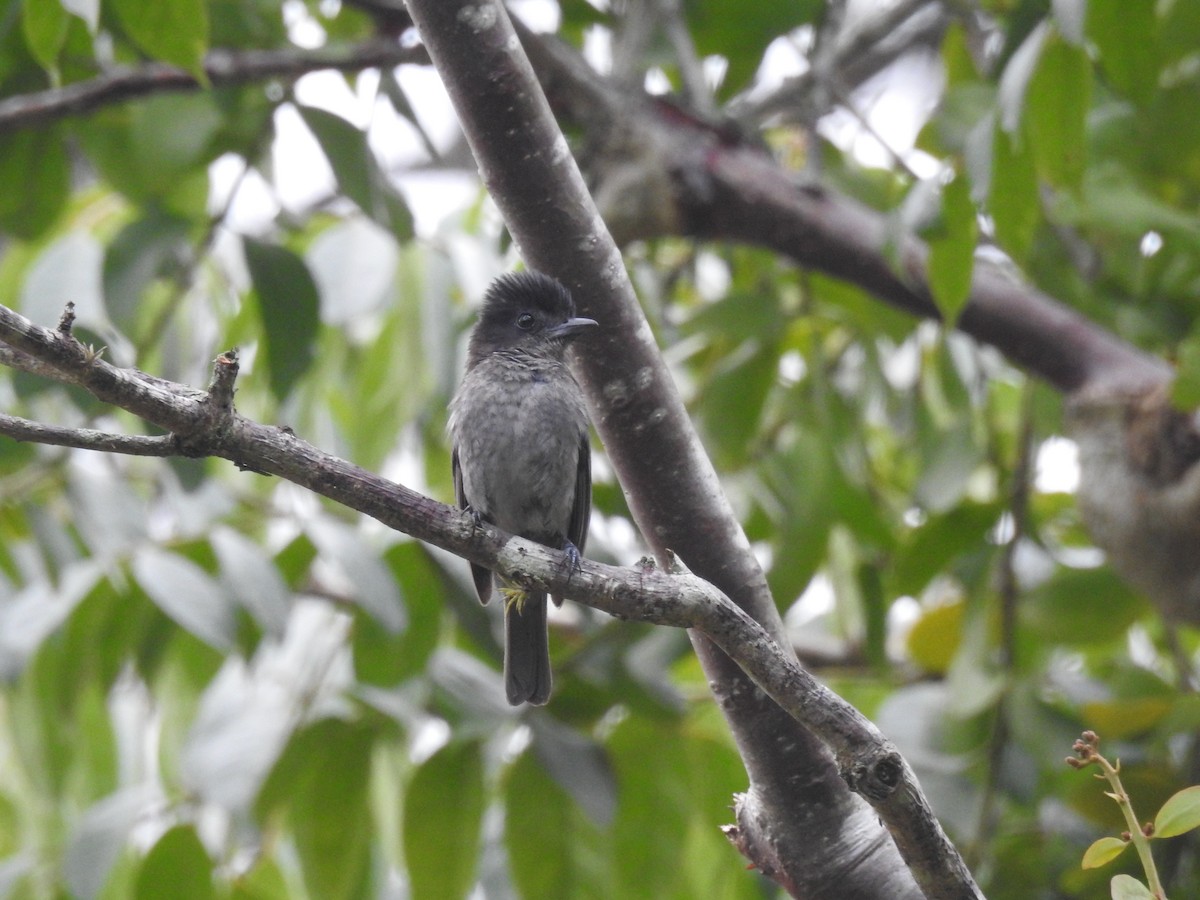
464, 504, 485, 530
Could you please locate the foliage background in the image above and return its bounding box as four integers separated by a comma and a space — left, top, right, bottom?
0, 0, 1199, 897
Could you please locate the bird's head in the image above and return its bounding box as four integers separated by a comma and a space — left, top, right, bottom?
467, 271, 598, 366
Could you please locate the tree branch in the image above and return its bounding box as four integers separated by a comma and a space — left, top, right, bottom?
520, 22, 1172, 400
0, 414, 176, 456
0, 294, 978, 899
403, 2, 978, 898
0, 38, 428, 133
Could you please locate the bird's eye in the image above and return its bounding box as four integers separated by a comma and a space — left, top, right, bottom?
516, 313, 536, 330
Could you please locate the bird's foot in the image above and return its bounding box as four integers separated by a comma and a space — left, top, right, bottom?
500, 584, 528, 613
559, 540, 583, 583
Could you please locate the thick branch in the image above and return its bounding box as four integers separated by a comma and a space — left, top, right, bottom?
0, 39, 427, 133
0, 302, 978, 898
402, 2, 974, 898
523, 25, 1172, 399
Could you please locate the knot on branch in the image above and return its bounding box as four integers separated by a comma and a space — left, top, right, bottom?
839, 746, 904, 802
173, 350, 241, 457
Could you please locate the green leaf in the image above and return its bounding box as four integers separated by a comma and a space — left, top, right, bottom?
687, 0, 821, 96
698, 339, 779, 467
403, 741, 485, 900
355, 544, 443, 685
997, 21, 1050, 136
990, 123, 1039, 265
298, 106, 414, 240
1020, 565, 1146, 645
1082, 835, 1128, 868
1025, 32, 1090, 189
135, 826, 214, 900
926, 174, 977, 323
0, 127, 69, 239
609, 717, 689, 899
102, 212, 191, 336
110, 0, 209, 79
504, 752, 591, 900
75, 94, 223, 205
1109, 874, 1155, 900
1087, 0, 1158, 106
1153, 785, 1200, 838
243, 238, 321, 401
892, 502, 1001, 597
256, 719, 375, 900
292, 724, 374, 900
22, 0, 68, 76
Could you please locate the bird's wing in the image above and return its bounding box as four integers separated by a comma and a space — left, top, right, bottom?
568, 430, 592, 555
453, 444, 495, 605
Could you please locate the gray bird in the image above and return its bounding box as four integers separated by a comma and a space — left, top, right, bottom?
448, 271, 596, 705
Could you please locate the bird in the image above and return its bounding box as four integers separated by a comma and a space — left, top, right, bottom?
448, 271, 596, 705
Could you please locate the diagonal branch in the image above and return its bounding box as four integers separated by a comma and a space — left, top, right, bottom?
519, 21, 1172, 400
0, 294, 977, 899
0, 38, 428, 133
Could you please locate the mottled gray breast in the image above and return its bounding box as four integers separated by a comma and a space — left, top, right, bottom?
449, 353, 587, 543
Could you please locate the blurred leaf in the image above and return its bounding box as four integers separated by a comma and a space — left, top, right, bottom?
1025, 32, 1090, 189
531, 716, 617, 827
354, 543, 442, 685
1081, 835, 1127, 869
62, 0, 99, 32
1087, 0, 1158, 106
133, 549, 236, 652
1110, 874, 1155, 899
687, 0, 821, 96
243, 238, 321, 401
308, 521, 405, 633
75, 94, 222, 204
229, 858, 289, 900
997, 20, 1049, 136
292, 722, 374, 900
22, 0, 68, 76
609, 717, 688, 899
404, 741, 485, 900
102, 212, 191, 336
110, 0, 209, 79
505, 751, 598, 900
64, 786, 156, 900
1079, 698, 1172, 740
0, 127, 69, 239
990, 123, 1039, 264
907, 601, 964, 675
212, 528, 291, 636
306, 218, 398, 325
1021, 566, 1146, 644
1154, 785, 1200, 839
698, 340, 779, 467
926, 174, 978, 323
298, 106, 414, 241
135, 826, 214, 900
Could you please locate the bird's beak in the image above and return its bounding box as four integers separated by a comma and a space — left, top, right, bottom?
547, 317, 599, 340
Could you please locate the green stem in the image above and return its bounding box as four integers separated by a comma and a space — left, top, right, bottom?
1095, 754, 1167, 899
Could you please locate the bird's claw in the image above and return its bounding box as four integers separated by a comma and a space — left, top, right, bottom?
560, 540, 583, 583
500, 584, 528, 613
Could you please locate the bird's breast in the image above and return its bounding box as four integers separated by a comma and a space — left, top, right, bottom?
449, 358, 587, 542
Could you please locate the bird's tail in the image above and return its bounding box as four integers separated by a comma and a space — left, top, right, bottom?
504, 591, 551, 705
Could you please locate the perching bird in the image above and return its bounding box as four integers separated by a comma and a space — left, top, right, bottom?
448, 271, 596, 705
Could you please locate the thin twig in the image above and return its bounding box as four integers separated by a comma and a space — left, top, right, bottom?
0, 414, 176, 456
0, 39, 427, 133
